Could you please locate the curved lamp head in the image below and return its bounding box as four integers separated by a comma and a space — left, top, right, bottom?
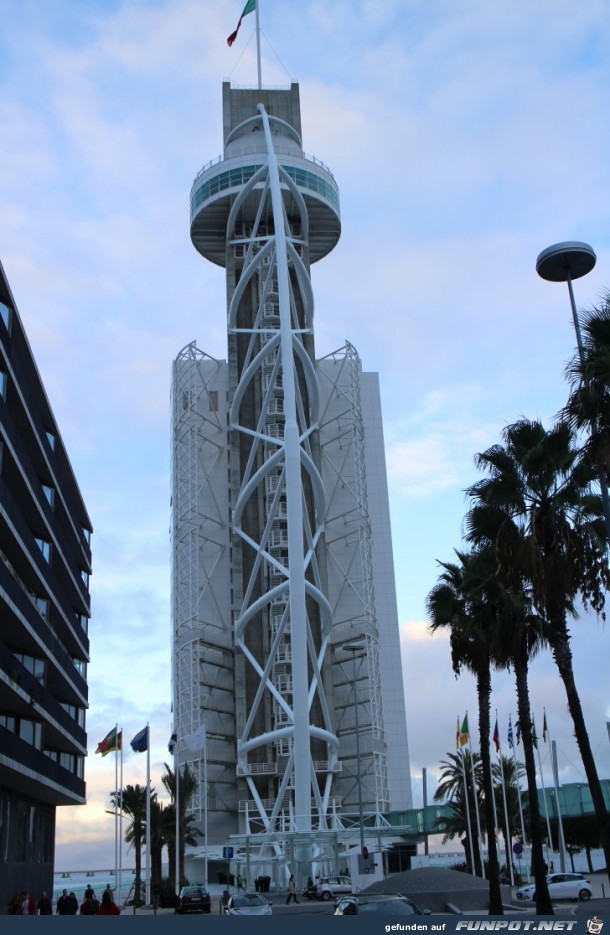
536, 241, 596, 283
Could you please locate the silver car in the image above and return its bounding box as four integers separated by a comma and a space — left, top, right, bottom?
515, 872, 592, 903
316, 875, 352, 900
223, 893, 273, 915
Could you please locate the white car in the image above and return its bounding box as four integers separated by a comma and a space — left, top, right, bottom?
223, 893, 272, 915
515, 872, 592, 903
316, 875, 353, 900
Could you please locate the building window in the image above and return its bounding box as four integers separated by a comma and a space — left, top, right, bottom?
45, 430, 56, 451
73, 658, 86, 678
33, 595, 49, 619
0, 370, 6, 399
0, 301, 11, 331
75, 611, 89, 634
42, 483, 55, 508
34, 537, 51, 563
83, 527, 91, 544
80, 569, 89, 588
1, 715, 42, 749
15, 653, 46, 683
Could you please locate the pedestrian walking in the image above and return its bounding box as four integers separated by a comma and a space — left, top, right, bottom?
37, 892, 53, 915
98, 890, 121, 915
67, 892, 79, 915
57, 889, 71, 915
80, 889, 100, 915
237, 873, 244, 892
285, 874, 299, 905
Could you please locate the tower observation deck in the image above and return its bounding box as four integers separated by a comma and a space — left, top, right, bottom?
190, 83, 340, 265
172, 80, 412, 884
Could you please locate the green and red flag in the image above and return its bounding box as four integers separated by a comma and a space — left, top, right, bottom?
227, 0, 256, 47
95, 726, 121, 756
459, 714, 470, 746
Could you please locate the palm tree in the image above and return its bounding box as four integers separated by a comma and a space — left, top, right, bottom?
149, 798, 170, 894
564, 292, 610, 538
112, 784, 151, 906
466, 495, 552, 913
161, 763, 201, 889
467, 417, 610, 884
433, 749, 484, 875
427, 547, 504, 912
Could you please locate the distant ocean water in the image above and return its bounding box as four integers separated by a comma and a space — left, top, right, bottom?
52, 871, 141, 907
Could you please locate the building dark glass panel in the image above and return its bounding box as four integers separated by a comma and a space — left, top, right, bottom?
0, 260, 92, 911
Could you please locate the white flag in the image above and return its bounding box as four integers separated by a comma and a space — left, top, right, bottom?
184, 724, 206, 752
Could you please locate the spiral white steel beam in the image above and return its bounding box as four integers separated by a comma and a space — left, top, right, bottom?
229, 105, 338, 836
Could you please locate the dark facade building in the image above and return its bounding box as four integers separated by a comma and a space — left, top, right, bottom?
0, 260, 91, 912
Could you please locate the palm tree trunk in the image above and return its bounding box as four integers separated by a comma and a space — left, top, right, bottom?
514, 650, 553, 914
477, 668, 503, 913
549, 621, 610, 884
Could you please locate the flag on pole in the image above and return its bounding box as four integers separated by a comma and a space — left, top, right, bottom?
456, 716, 461, 750
130, 726, 149, 753
543, 712, 548, 742
492, 719, 500, 752
532, 718, 538, 749
227, 0, 256, 46
168, 732, 177, 755
515, 720, 522, 745
507, 716, 514, 749
184, 724, 206, 752
96, 727, 121, 756
459, 714, 469, 746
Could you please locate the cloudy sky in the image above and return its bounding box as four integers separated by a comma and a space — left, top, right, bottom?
1, 0, 609, 871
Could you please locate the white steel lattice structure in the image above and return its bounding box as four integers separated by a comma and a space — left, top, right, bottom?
172, 82, 412, 873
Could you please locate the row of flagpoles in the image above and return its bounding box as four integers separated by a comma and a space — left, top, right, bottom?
95, 722, 209, 901
454, 710, 566, 885
95, 724, 151, 905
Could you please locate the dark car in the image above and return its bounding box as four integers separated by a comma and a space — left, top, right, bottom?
175, 885, 212, 914
333, 894, 429, 916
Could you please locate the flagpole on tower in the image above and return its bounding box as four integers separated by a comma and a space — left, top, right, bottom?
255, 0, 262, 89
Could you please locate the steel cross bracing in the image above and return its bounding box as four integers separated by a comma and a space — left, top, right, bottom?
317, 343, 390, 817
171, 342, 234, 823
227, 106, 339, 838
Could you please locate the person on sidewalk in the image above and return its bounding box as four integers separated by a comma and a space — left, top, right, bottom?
285, 874, 299, 905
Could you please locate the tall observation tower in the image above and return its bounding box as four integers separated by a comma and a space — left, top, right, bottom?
171, 79, 412, 882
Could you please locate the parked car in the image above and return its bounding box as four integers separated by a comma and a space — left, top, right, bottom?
316, 875, 352, 901
515, 873, 592, 904
334, 895, 429, 916
175, 884, 212, 914
223, 893, 272, 915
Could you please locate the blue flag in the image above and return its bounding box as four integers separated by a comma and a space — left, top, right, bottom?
130, 726, 149, 753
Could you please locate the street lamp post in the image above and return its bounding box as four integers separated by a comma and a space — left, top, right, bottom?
342, 642, 365, 857
536, 241, 610, 542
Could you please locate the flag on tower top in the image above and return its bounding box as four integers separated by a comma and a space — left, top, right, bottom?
228, 0, 256, 46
